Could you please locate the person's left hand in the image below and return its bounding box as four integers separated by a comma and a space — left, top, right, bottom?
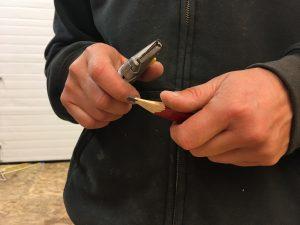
161, 68, 293, 166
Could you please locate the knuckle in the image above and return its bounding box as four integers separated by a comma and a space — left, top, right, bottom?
261, 156, 279, 166
98, 121, 110, 128
82, 118, 97, 129
85, 45, 95, 54
263, 160, 278, 166
171, 128, 194, 150
178, 137, 194, 150
86, 43, 116, 56
60, 92, 66, 103
95, 111, 111, 122
95, 114, 106, 121
258, 148, 277, 162
190, 150, 200, 157
227, 103, 251, 119
186, 87, 202, 99
95, 93, 110, 108
207, 156, 225, 164
99, 43, 117, 53
63, 80, 73, 93
68, 62, 80, 74
182, 141, 195, 151
90, 63, 107, 80
86, 43, 104, 54
110, 114, 123, 121
245, 128, 267, 144
60, 92, 69, 105
208, 156, 217, 162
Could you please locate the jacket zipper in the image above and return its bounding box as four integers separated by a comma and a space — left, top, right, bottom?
172, 2, 191, 224
172, 149, 181, 225
185, 0, 191, 25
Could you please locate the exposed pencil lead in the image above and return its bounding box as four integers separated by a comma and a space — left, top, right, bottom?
127, 96, 137, 104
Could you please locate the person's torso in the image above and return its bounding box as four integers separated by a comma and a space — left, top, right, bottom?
64, 1, 300, 225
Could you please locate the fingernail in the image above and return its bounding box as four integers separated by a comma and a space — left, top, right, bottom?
165, 91, 179, 97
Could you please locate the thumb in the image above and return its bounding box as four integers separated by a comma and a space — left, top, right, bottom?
138, 61, 164, 82
160, 76, 225, 112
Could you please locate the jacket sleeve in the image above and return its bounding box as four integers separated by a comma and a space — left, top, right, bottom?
44, 0, 104, 123
249, 43, 300, 154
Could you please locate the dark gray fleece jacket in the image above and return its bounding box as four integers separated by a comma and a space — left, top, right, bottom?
45, 1, 300, 224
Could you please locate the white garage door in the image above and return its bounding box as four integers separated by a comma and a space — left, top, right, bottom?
0, 0, 82, 162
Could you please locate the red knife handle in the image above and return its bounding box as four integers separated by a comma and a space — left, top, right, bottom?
154, 107, 193, 123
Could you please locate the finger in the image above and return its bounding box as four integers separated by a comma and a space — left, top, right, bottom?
232, 162, 259, 167
86, 43, 126, 69
207, 148, 261, 166
82, 104, 122, 122
138, 61, 164, 82
208, 156, 259, 167
208, 145, 281, 167
68, 52, 88, 82
170, 104, 229, 150
81, 76, 132, 115
65, 103, 109, 129
160, 75, 227, 113
88, 61, 139, 102
189, 131, 241, 157
69, 86, 123, 121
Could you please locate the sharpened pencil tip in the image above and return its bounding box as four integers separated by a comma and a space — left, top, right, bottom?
127, 96, 137, 104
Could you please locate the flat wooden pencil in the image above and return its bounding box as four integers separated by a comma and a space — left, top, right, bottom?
127, 97, 193, 123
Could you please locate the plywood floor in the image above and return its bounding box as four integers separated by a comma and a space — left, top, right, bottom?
0, 162, 73, 225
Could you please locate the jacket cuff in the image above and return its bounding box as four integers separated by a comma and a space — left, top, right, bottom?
249, 53, 300, 154
46, 41, 95, 123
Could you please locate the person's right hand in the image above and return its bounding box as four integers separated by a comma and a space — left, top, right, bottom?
61, 43, 164, 129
